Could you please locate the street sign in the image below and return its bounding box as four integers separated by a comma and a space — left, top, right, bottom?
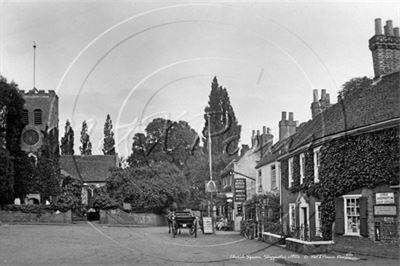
234, 178, 246, 202
203, 217, 213, 234
205, 180, 217, 193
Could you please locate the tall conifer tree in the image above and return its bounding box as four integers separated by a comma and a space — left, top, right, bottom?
103, 114, 116, 155
80, 120, 92, 155
202, 77, 241, 159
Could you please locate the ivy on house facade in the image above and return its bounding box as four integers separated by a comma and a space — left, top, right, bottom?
282, 127, 399, 239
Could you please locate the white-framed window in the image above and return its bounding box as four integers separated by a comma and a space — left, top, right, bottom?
313, 147, 321, 183
343, 195, 361, 236
288, 158, 294, 187
299, 153, 305, 184
289, 203, 296, 232
315, 202, 322, 237
271, 165, 276, 189
257, 169, 262, 193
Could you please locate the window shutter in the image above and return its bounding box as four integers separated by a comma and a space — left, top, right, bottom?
335, 197, 344, 235
360, 197, 368, 237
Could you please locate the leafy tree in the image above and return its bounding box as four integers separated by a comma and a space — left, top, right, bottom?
91, 186, 119, 210
127, 118, 199, 168
52, 175, 82, 212
183, 151, 210, 209
202, 77, 241, 174
337, 76, 373, 100
0, 76, 26, 204
60, 120, 74, 155
13, 150, 35, 200
103, 114, 116, 155
127, 133, 147, 167
106, 162, 190, 213
79, 120, 92, 155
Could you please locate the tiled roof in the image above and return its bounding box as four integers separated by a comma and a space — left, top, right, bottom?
255, 137, 291, 168
289, 72, 400, 151
59, 155, 118, 183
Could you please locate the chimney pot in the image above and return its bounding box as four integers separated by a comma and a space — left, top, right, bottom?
252, 130, 255, 136
386, 20, 394, 36
375, 18, 383, 35
281, 111, 287, 120
326, 93, 330, 104
313, 89, 318, 102
267, 127, 271, 134
394, 27, 400, 37
384, 25, 389, 35
289, 112, 294, 121
262, 126, 266, 134
321, 89, 327, 100
256, 130, 260, 136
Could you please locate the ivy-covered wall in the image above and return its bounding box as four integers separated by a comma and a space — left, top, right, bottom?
282, 127, 399, 240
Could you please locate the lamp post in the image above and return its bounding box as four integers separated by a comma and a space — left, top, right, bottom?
207, 112, 215, 234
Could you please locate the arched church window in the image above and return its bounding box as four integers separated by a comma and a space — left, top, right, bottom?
22, 109, 29, 124
34, 109, 42, 125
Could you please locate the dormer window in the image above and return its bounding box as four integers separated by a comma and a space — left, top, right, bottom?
34, 109, 42, 125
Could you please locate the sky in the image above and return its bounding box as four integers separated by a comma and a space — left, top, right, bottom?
1, 0, 399, 157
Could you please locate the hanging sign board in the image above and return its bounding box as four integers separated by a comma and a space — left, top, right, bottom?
203, 217, 213, 234
205, 180, 217, 193
375, 193, 395, 204
234, 178, 246, 202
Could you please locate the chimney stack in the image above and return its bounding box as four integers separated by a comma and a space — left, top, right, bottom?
259, 126, 273, 156
311, 89, 332, 119
279, 111, 296, 140
369, 18, 400, 77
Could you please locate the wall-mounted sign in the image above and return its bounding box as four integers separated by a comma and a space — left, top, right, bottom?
374, 205, 397, 216
234, 178, 246, 202
203, 217, 213, 234
376, 192, 395, 204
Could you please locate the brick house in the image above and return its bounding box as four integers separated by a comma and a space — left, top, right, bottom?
279, 18, 399, 255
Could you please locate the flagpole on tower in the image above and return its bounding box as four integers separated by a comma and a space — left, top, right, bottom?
33, 41, 36, 89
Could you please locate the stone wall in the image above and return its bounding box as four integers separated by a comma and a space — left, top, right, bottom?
0, 210, 71, 223
100, 209, 167, 226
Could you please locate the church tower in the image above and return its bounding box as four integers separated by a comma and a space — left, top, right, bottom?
20, 89, 59, 154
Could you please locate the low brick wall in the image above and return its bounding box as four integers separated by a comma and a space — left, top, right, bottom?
262, 232, 286, 245
285, 238, 333, 254
100, 209, 167, 226
333, 235, 399, 259
0, 210, 72, 224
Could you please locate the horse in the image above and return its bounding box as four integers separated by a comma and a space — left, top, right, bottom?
167, 211, 181, 235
